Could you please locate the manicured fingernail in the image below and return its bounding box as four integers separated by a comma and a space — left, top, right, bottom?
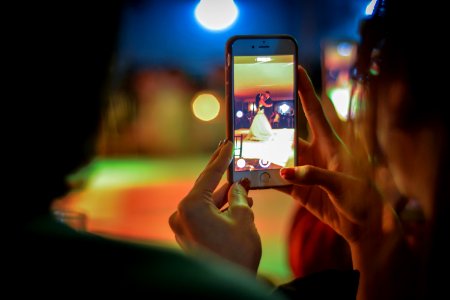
238, 177, 251, 192
219, 139, 230, 148
280, 168, 295, 180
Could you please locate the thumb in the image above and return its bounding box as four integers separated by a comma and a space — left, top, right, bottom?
280, 165, 347, 195
280, 165, 372, 221
228, 181, 254, 223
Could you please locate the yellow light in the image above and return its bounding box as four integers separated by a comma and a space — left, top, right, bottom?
192, 93, 220, 121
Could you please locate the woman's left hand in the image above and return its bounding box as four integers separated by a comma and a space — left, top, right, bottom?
169, 141, 262, 273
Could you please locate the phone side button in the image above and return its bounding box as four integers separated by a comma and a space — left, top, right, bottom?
260, 172, 270, 184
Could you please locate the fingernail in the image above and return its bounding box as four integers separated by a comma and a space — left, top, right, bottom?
238, 177, 251, 193
280, 168, 295, 180
218, 139, 229, 148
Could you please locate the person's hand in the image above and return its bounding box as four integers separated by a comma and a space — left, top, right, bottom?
278, 66, 350, 203
280, 165, 384, 246
169, 140, 262, 273
279, 66, 403, 300
279, 164, 408, 300
277, 65, 349, 219
277, 66, 392, 244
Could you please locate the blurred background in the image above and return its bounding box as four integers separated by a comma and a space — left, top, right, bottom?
54, 0, 376, 285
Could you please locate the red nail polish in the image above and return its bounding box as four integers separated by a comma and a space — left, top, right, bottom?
280, 168, 295, 180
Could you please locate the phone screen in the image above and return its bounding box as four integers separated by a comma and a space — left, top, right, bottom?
227, 35, 298, 188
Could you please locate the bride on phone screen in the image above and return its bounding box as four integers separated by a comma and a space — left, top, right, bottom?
246, 93, 273, 141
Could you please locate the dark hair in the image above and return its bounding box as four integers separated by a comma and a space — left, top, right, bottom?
255, 93, 262, 108
356, 0, 450, 298
14, 1, 125, 222
356, 0, 446, 129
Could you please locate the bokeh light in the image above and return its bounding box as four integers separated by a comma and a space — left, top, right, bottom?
195, 0, 238, 31
192, 93, 220, 121
337, 42, 354, 57
329, 87, 351, 120
237, 158, 246, 168
280, 104, 290, 114
365, 0, 377, 15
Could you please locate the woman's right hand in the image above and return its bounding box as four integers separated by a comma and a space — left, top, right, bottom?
279, 66, 404, 300
278, 66, 397, 245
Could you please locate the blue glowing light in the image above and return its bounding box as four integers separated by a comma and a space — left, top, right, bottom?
337, 42, 354, 57
365, 0, 377, 15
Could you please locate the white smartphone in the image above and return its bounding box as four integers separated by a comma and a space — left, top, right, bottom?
226, 35, 298, 189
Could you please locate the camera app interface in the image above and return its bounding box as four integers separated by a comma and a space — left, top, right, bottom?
233, 55, 295, 172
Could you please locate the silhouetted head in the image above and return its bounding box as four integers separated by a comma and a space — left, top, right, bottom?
355, 0, 449, 297
14, 1, 125, 222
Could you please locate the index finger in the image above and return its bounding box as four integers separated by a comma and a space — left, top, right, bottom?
298, 65, 336, 142
193, 140, 233, 193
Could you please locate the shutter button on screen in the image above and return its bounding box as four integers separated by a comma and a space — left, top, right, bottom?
260, 172, 270, 184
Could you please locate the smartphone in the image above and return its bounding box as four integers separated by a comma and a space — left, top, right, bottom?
226, 35, 298, 189
320, 39, 357, 121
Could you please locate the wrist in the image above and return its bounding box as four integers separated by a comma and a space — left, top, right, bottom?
348, 222, 405, 300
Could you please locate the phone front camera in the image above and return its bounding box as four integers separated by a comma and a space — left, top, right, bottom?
252, 45, 255, 48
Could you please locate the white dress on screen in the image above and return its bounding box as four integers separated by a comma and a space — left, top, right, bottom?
246, 107, 273, 141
